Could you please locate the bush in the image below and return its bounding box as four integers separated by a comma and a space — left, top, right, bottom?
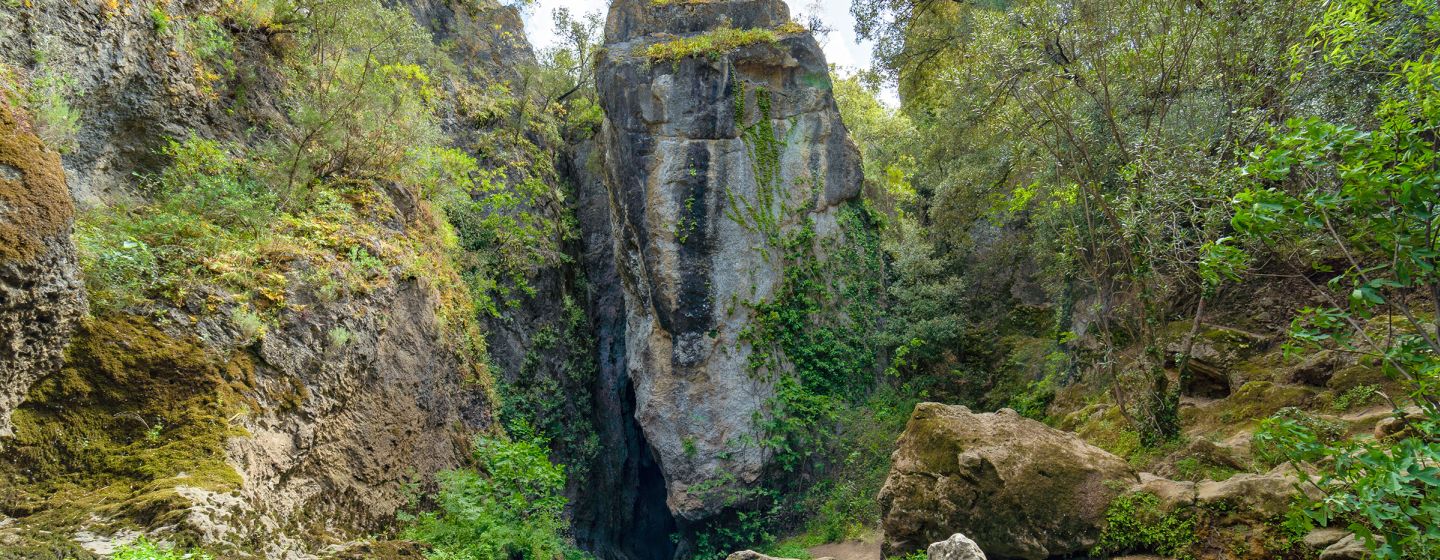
1092, 492, 1197, 559
403, 429, 587, 560
112, 538, 213, 560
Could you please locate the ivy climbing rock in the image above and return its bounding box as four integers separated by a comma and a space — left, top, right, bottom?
0, 99, 84, 439
595, 0, 864, 524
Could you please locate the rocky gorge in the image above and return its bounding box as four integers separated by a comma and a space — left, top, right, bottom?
0, 0, 1435, 559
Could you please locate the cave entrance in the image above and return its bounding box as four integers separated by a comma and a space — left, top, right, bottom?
621, 437, 678, 560
580, 377, 678, 560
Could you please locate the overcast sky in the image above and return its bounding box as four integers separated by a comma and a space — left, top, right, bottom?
519, 0, 878, 76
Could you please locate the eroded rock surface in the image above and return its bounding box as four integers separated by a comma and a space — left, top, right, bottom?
879, 403, 1138, 560
928, 533, 988, 560
596, 0, 862, 522
0, 100, 84, 439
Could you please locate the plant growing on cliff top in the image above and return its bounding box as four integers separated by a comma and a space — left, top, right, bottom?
403, 428, 587, 560
643, 23, 805, 63
1227, 1, 1440, 558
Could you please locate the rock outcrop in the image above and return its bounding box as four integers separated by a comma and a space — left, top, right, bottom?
595, 0, 862, 522
879, 403, 1138, 559
0, 99, 84, 439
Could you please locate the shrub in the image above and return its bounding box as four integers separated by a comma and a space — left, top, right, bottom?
403, 429, 587, 560
1092, 492, 1197, 559
644, 23, 805, 62
26, 66, 79, 151
112, 538, 213, 560
1253, 408, 1345, 469
1331, 384, 1380, 412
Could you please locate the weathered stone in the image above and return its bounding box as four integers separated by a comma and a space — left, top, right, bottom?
0, 99, 85, 439
927, 533, 987, 560
725, 550, 800, 560
596, 0, 862, 522
1373, 407, 1425, 440
1135, 472, 1196, 511
1319, 534, 1371, 560
1194, 468, 1304, 520
879, 403, 1138, 560
1303, 528, 1351, 550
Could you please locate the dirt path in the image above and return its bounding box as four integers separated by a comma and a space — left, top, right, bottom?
808, 539, 880, 560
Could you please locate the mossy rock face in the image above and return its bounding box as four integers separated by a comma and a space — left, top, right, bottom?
879, 403, 1138, 560
0, 98, 85, 440
0, 314, 248, 543
0, 99, 73, 263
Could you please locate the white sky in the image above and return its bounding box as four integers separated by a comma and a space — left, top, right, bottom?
519, 0, 879, 78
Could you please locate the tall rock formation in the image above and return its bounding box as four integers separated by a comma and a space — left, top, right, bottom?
595, 0, 863, 525
0, 98, 84, 439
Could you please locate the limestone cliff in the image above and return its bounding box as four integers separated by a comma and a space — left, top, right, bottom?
595, 0, 864, 524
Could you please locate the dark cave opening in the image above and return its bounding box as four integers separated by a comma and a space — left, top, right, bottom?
623, 436, 679, 560
577, 372, 679, 560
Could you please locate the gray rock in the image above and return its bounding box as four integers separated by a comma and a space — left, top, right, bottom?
596, 0, 863, 522
1320, 534, 1371, 560
928, 533, 987, 560
1194, 468, 1306, 519
0, 100, 85, 439
725, 551, 800, 560
1303, 528, 1351, 550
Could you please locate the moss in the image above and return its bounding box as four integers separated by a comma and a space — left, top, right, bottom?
0, 98, 73, 263
643, 23, 805, 62
0, 315, 249, 541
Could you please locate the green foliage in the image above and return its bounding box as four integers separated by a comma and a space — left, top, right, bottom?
403, 430, 586, 560
745, 203, 886, 473
260, 0, 445, 206
851, 0, 1323, 445
1227, 3, 1440, 557
112, 538, 213, 560
1258, 408, 1440, 559
497, 296, 600, 480
1253, 407, 1346, 469
1007, 376, 1056, 421
76, 136, 282, 314
25, 65, 79, 152
1333, 384, 1381, 412
1092, 492, 1197, 559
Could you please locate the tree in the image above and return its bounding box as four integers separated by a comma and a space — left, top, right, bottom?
1235, 2, 1440, 557
851, 0, 1318, 441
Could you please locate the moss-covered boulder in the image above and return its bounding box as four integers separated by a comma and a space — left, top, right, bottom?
878, 403, 1138, 560
0, 99, 84, 439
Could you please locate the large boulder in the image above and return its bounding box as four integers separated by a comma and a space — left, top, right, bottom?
879, 403, 1138, 559
0, 99, 85, 439
596, 0, 863, 521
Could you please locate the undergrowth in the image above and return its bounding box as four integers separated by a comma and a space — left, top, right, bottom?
1092, 492, 1197, 559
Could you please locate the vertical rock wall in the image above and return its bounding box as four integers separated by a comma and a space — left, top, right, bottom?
595, 0, 863, 524
0, 99, 84, 439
